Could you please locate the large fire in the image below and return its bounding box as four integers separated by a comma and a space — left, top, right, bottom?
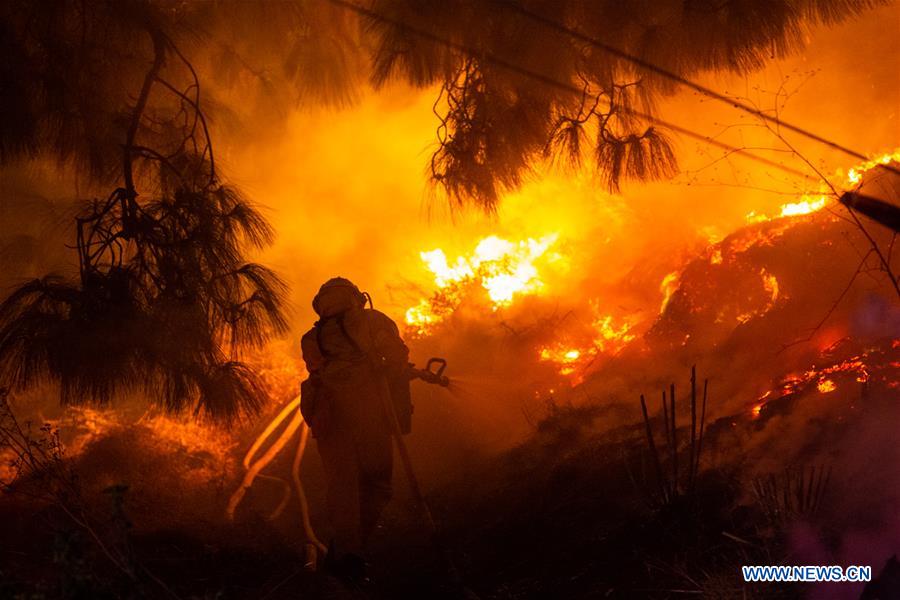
402, 230, 644, 384
4, 5, 900, 595
403, 150, 898, 387
747, 149, 900, 222
3, 143, 891, 552
405, 234, 561, 335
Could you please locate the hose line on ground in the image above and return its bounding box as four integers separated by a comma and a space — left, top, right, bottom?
293, 422, 327, 553
227, 396, 323, 555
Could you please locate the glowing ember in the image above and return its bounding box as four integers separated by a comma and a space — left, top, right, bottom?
659, 271, 680, 314
406, 234, 560, 334
594, 315, 636, 352
538, 311, 635, 381
138, 413, 237, 466
817, 379, 837, 393
806, 358, 870, 382
0, 447, 16, 485
43, 407, 124, 456
737, 269, 781, 324
752, 348, 890, 418
751, 391, 772, 419
761, 269, 780, 304
539, 347, 583, 377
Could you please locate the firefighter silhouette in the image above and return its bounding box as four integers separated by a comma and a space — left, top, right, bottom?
300, 277, 410, 581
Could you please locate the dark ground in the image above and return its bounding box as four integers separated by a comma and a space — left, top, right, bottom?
2, 371, 899, 600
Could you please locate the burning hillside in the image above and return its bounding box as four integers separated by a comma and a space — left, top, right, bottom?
3, 119, 898, 600
398, 152, 898, 410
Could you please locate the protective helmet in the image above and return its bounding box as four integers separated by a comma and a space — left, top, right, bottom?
312, 277, 367, 317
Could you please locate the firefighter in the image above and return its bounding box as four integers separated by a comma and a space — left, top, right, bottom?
300, 277, 410, 582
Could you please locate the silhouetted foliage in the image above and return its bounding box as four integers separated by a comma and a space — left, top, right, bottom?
0, 1, 287, 419
1, 0, 884, 210
366, 0, 883, 207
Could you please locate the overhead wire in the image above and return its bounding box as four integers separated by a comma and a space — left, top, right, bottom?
325, 0, 900, 296
326, 0, 830, 180
497, 0, 897, 175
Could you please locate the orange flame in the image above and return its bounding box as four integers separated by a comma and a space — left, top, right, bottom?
537, 310, 635, 381
539, 347, 583, 377
817, 379, 837, 393
752, 352, 877, 417
405, 234, 561, 334
659, 271, 680, 314
746, 149, 900, 223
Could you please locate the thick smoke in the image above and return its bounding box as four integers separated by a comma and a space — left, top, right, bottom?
182, 3, 900, 469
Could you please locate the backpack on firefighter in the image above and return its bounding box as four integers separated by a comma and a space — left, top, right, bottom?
299, 278, 413, 436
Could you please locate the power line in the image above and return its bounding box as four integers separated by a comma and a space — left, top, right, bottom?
498, 1, 898, 175
327, 0, 811, 179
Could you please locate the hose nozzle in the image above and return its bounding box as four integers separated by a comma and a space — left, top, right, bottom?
409, 357, 450, 387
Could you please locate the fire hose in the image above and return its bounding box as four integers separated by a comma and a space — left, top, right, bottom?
226, 396, 324, 551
